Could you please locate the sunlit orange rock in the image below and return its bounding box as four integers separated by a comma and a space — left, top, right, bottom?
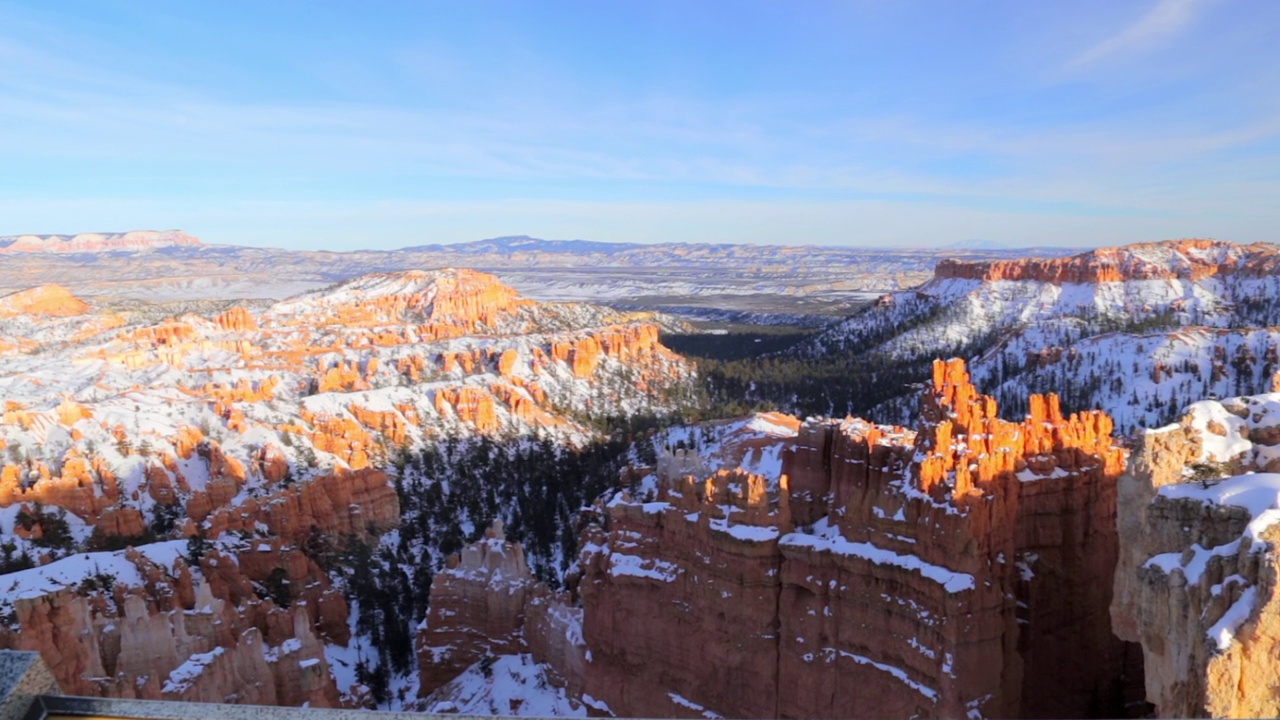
573, 358, 1137, 720
215, 306, 257, 332
304, 413, 375, 469
498, 348, 519, 376
434, 387, 500, 433
316, 361, 365, 393
55, 398, 92, 426
0, 284, 90, 317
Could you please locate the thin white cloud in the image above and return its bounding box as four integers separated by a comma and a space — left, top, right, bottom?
1068, 0, 1214, 69
0, 9, 1274, 249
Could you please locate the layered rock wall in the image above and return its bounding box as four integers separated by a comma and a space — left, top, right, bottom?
1112, 396, 1280, 717
573, 359, 1135, 719
415, 520, 589, 704
934, 239, 1280, 284
416, 521, 537, 693
578, 470, 791, 719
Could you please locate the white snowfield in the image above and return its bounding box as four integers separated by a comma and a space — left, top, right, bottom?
161, 647, 225, 695
649, 412, 798, 490
1184, 393, 1280, 467
0, 540, 189, 602
423, 654, 586, 717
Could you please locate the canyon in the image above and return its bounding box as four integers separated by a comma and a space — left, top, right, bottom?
3, 235, 1280, 716
0, 269, 694, 706
416, 359, 1145, 718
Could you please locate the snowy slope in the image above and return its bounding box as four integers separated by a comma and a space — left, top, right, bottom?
871, 327, 1280, 434
793, 240, 1280, 429
0, 270, 695, 568
421, 654, 586, 716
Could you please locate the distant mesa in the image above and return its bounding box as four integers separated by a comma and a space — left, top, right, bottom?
935, 238, 1280, 284
0, 229, 202, 254
0, 285, 90, 318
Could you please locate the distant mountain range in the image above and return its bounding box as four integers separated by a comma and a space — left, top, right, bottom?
403, 235, 646, 255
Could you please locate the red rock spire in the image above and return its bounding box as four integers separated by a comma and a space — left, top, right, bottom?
912, 358, 1122, 500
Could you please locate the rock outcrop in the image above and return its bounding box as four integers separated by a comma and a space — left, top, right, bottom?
415, 521, 587, 702
0, 285, 89, 318
0, 268, 686, 537
1112, 394, 1280, 717
416, 521, 538, 693
0, 461, 394, 703
576, 359, 1135, 719
0, 267, 692, 709
416, 361, 1138, 719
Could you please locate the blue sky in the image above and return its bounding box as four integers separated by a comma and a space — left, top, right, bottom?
1, 0, 1277, 249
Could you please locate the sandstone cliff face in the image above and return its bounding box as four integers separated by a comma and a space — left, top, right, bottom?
415, 521, 587, 701
1112, 394, 1280, 718
579, 469, 792, 719
575, 359, 1134, 719
418, 361, 1136, 719
934, 239, 1280, 284
416, 521, 537, 693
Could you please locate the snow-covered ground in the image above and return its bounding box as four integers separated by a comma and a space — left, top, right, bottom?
0, 539, 188, 601
422, 654, 586, 717
798, 242, 1280, 431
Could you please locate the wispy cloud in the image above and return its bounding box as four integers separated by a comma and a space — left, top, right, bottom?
0, 3, 1275, 249
1067, 0, 1214, 69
